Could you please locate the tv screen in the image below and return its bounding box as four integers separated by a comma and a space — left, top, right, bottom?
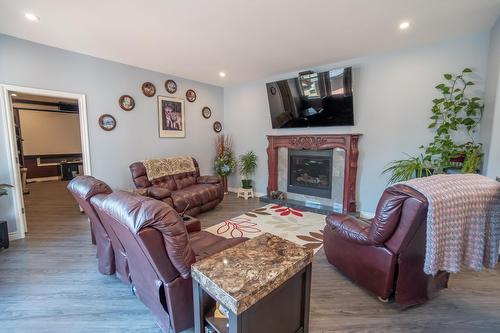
266, 67, 353, 128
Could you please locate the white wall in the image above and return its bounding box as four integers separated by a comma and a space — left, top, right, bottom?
0, 34, 224, 233
224, 33, 490, 214
483, 18, 500, 179
19, 110, 82, 155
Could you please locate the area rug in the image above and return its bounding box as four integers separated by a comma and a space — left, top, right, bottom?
205, 204, 327, 254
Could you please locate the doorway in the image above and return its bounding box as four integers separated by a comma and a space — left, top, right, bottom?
0, 85, 91, 240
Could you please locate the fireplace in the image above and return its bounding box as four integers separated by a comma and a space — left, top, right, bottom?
288, 149, 333, 198
265, 134, 361, 213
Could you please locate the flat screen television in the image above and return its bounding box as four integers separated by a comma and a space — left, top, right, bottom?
266, 67, 353, 128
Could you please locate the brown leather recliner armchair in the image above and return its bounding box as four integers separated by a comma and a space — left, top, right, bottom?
67, 176, 114, 275
68, 176, 132, 284
323, 184, 450, 308
129, 157, 224, 217
92, 190, 247, 333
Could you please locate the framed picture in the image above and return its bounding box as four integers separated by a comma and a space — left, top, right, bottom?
99, 114, 116, 131
119, 95, 135, 111
213, 121, 222, 133
165, 80, 177, 94
142, 82, 156, 97
158, 96, 185, 138
202, 106, 212, 119
186, 89, 197, 102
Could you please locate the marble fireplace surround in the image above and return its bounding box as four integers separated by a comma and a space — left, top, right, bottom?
266, 134, 361, 213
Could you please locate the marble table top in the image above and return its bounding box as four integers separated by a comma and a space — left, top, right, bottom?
191, 232, 313, 315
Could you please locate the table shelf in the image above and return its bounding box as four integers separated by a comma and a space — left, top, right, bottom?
205, 307, 229, 333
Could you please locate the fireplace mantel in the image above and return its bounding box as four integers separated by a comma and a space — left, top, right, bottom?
266, 134, 361, 213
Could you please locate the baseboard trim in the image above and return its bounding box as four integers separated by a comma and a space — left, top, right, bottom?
27, 176, 61, 183
228, 187, 266, 198
8, 231, 24, 241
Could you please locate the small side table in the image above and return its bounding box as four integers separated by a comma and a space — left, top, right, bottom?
236, 188, 254, 200
192, 233, 313, 333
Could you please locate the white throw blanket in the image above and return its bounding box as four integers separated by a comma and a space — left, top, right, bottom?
403, 174, 500, 275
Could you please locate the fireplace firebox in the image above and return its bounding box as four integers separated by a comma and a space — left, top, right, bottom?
288, 149, 333, 198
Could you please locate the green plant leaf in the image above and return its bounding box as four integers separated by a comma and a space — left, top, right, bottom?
444, 74, 452, 80
462, 68, 472, 73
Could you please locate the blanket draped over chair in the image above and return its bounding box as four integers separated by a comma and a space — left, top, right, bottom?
404, 174, 500, 275
142, 156, 196, 181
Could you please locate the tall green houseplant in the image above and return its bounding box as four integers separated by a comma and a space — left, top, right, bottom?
238, 151, 257, 189
383, 68, 484, 184
424, 68, 483, 171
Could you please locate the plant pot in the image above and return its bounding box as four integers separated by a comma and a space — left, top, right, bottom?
241, 179, 252, 189
222, 176, 228, 194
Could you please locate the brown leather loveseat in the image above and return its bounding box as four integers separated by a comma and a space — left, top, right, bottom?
129, 157, 223, 216
92, 190, 247, 332
323, 184, 450, 308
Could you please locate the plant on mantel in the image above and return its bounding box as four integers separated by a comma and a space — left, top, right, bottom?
383, 68, 484, 184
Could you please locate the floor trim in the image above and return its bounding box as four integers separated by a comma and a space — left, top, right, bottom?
8, 231, 23, 241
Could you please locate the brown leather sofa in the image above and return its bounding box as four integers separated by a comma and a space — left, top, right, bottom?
92, 190, 247, 333
129, 157, 223, 216
323, 184, 450, 308
67, 176, 131, 284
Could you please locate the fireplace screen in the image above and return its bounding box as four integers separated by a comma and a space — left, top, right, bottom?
287, 149, 333, 199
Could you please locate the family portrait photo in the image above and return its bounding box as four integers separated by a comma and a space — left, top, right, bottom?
158, 96, 185, 137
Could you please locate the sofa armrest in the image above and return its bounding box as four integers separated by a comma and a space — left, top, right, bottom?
326, 213, 373, 245
183, 218, 201, 233
197, 175, 221, 184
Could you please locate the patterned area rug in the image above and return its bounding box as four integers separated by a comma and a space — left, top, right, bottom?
205, 204, 327, 254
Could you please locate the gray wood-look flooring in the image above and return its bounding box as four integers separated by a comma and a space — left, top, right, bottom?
1, 181, 499, 333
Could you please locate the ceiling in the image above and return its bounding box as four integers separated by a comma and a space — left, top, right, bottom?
1, 0, 499, 86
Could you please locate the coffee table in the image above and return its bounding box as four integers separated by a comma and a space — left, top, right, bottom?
191, 233, 313, 333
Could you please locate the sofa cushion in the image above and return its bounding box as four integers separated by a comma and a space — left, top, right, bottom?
171, 184, 221, 212
173, 172, 198, 190
151, 175, 178, 191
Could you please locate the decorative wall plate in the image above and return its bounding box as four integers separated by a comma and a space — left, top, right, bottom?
99, 114, 116, 131
165, 80, 177, 94
186, 89, 197, 102
119, 95, 135, 111
142, 82, 156, 97
213, 121, 222, 133
202, 106, 212, 119
270, 86, 277, 95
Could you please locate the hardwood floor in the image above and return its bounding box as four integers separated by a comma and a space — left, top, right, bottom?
1, 180, 499, 332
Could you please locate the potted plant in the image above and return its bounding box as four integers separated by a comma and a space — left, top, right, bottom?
214, 134, 236, 193
0, 184, 13, 197
238, 151, 257, 189
382, 154, 433, 183
461, 143, 483, 173
383, 68, 484, 184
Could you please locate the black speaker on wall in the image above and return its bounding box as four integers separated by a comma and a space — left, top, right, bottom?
0, 221, 9, 249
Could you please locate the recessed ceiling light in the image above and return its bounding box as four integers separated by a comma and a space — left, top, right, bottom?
25, 13, 40, 21
399, 21, 410, 30
219, 72, 226, 78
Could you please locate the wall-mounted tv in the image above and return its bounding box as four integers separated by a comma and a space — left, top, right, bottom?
266, 67, 353, 129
